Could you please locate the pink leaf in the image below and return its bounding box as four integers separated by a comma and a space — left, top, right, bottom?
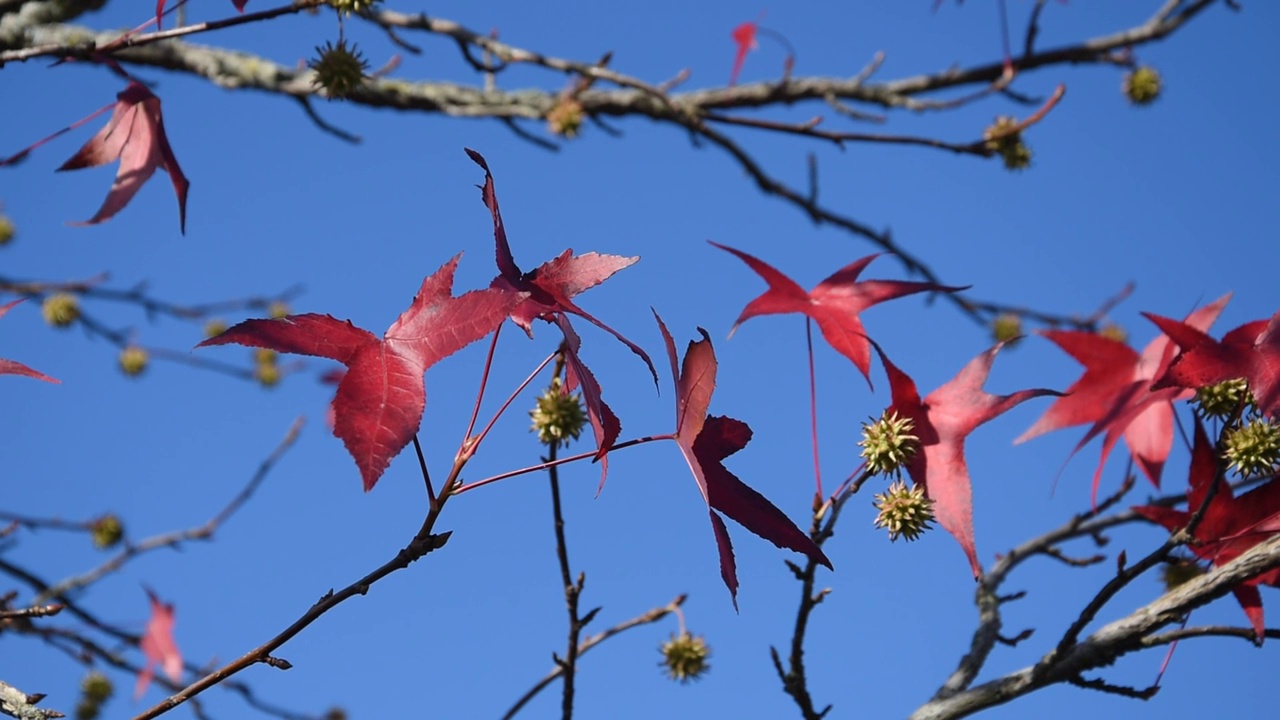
58, 82, 190, 234
135, 588, 181, 699
729, 21, 759, 86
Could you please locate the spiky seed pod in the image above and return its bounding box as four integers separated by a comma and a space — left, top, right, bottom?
1123, 66, 1162, 106
308, 41, 369, 100
255, 361, 282, 387
1222, 418, 1280, 477
859, 410, 918, 478
253, 348, 278, 365
0, 215, 14, 246
1161, 555, 1206, 593
659, 632, 711, 684
42, 293, 80, 328
530, 378, 587, 447
983, 116, 1032, 171
90, 514, 124, 549
79, 671, 113, 704
872, 480, 935, 542
203, 319, 228, 338
1196, 378, 1252, 420
992, 313, 1023, 346
267, 301, 291, 319
546, 98, 585, 138
118, 346, 149, 377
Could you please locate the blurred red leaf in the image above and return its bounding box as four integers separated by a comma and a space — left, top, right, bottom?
878, 342, 1058, 577
1016, 295, 1229, 503
1133, 422, 1280, 638
713, 241, 964, 385
57, 82, 190, 234
135, 588, 181, 699
0, 300, 58, 383
198, 255, 523, 491
729, 21, 759, 86
656, 311, 829, 607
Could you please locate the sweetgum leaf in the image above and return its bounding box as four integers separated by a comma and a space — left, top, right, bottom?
656, 311, 829, 605
57, 82, 190, 234
878, 342, 1058, 577
198, 255, 523, 491
1150, 310, 1280, 418
0, 300, 58, 383
713, 241, 964, 385
729, 21, 758, 86
1133, 422, 1280, 638
135, 588, 182, 700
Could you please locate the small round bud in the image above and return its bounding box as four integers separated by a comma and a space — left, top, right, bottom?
546, 98, 585, 138
529, 378, 588, 447
992, 313, 1023, 346
1161, 555, 1205, 593
90, 514, 124, 549
0, 215, 15, 246
253, 348, 278, 365
659, 632, 711, 684
42, 293, 80, 328
1195, 378, 1251, 420
203, 318, 228, 338
255, 362, 282, 387
325, 0, 380, 14
80, 670, 113, 704
308, 41, 369, 100
267, 301, 291, 319
983, 116, 1032, 171
859, 410, 918, 478
1222, 418, 1280, 477
118, 346, 149, 377
1123, 66, 1162, 106
872, 480, 934, 542
1098, 323, 1128, 344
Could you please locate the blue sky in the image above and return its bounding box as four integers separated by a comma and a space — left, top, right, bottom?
2, 2, 1277, 719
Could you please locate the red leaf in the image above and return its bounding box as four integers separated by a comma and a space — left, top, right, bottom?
1016, 295, 1229, 502
1133, 422, 1280, 638
656, 311, 829, 604
713, 242, 964, 385
0, 300, 58, 383
878, 342, 1058, 577
1151, 310, 1280, 419
199, 255, 523, 491
135, 588, 182, 699
57, 82, 190, 234
729, 21, 759, 86
556, 314, 620, 489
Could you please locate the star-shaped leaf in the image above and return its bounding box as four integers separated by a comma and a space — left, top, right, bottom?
199, 255, 523, 491
878, 342, 1058, 577
656, 311, 830, 607
1133, 422, 1280, 638
1150, 309, 1280, 419
713, 241, 964, 385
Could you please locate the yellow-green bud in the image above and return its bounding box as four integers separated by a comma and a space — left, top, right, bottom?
984, 116, 1032, 171
1161, 555, 1205, 593
203, 318, 228, 338
1123, 66, 1162, 106
0, 215, 14, 246
859, 410, 918, 478
1196, 378, 1251, 420
872, 480, 934, 542
1222, 418, 1280, 477
309, 41, 369, 100
325, 0, 380, 14
992, 313, 1022, 346
659, 632, 711, 684
90, 514, 124, 549
118, 346, 149, 377
253, 348, 278, 365
255, 362, 282, 387
1098, 323, 1128, 344
530, 378, 588, 447
80, 670, 113, 704
547, 98, 585, 138
42, 293, 80, 328
267, 301, 291, 319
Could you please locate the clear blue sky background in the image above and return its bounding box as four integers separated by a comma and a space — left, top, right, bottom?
2, 2, 1277, 719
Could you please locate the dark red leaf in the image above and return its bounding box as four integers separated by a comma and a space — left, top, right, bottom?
0, 300, 58, 383
1151, 310, 1280, 419
656, 311, 829, 604
58, 82, 190, 234
199, 255, 523, 491
878, 342, 1058, 577
135, 588, 181, 699
1017, 295, 1229, 502
555, 314, 620, 490
1133, 422, 1280, 638
713, 241, 964, 385
729, 21, 759, 86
